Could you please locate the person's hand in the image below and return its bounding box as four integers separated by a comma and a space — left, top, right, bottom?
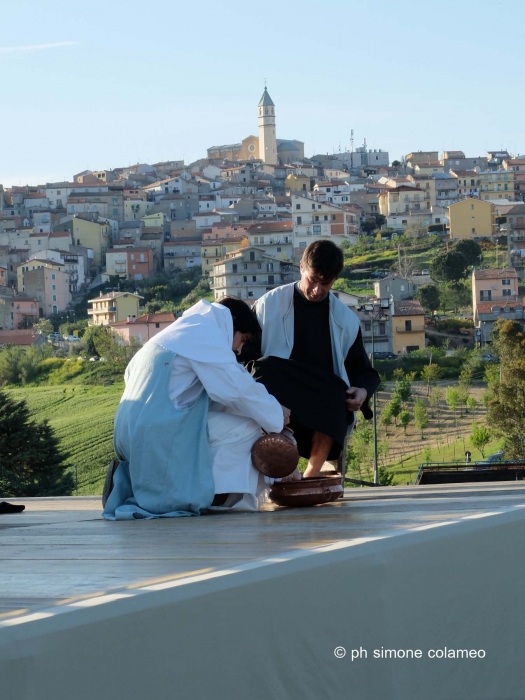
281, 405, 291, 426
346, 387, 368, 412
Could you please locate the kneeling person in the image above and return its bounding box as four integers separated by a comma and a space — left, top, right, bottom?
103, 298, 286, 520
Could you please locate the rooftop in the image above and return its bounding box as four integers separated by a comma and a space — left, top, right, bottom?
393, 300, 425, 316
473, 268, 518, 280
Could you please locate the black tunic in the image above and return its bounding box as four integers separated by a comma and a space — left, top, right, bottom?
245, 285, 380, 460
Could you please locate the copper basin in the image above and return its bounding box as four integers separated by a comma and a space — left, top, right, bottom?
269, 475, 344, 508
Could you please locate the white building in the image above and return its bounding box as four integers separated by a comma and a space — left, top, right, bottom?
211, 246, 299, 301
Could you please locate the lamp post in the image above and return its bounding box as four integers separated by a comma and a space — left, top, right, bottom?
364, 303, 388, 485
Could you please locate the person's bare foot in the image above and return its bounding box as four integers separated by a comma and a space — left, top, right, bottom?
280, 466, 302, 482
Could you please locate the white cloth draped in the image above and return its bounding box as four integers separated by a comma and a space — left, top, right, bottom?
150, 300, 284, 510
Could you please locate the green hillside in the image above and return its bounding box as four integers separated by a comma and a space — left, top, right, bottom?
6, 384, 122, 495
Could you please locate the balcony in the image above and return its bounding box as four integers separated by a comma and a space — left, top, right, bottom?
108, 306, 117, 312
478, 295, 523, 304
396, 326, 425, 333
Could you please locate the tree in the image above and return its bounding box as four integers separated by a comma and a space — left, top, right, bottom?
486, 319, 525, 458
466, 396, 478, 413
416, 284, 440, 316
378, 467, 395, 486
33, 319, 54, 336
428, 387, 443, 418
470, 423, 491, 459
445, 386, 461, 429
438, 280, 471, 314
388, 395, 402, 425
421, 363, 442, 395
0, 390, 72, 497
394, 375, 412, 404
453, 239, 482, 267
391, 160, 401, 168
431, 251, 469, 283
414, 399, 429, 438
380, 406, 392, 434
399, 410, 411, 435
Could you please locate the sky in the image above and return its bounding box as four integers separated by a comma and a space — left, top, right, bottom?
1, 0, 525, 186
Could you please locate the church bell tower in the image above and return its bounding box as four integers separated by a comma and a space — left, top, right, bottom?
258, 87, 277, 164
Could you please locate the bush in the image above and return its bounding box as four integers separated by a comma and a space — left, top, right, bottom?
436, 318, 474, 333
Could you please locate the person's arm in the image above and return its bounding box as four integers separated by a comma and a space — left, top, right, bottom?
189, 357, 284, 434
344, 329, 381, 419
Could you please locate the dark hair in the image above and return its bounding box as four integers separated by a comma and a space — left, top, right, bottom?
301, 240, 344, 282
217, 297, 261, 335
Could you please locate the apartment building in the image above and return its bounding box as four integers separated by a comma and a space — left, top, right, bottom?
506, 203, 525, 280
472, 268, 523, 343
211, 246, 299, 302
87, 291, 143, 326
448, 199, 495, 239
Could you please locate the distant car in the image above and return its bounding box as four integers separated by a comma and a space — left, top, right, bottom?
411, 270, 421, 276
373, 351, 396, 360
481, 353, 499, 363
421, 269, 430, 275
47, 333, 64, 341
66, 335, 81, 342
370, 271, 386, 279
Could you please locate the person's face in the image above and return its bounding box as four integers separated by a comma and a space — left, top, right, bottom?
232, 331, 252, 354
299, 263, 336, 302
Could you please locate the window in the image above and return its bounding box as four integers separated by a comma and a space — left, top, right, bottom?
295, 204, 301, 210
243, 275, 247, 282
332, 215, 336, 221
243, 263, 248, 270
364, 322, 371, 332
252, 275, 257, 282
502, 279, 511, 285
277, 247, 281, 252
472, 228, 476, 234
52, 273, 56, 280
249, 252, 255, 261
113, 209, 118, 215
248, 291, 254, 297
379, 322, 386, 335
480, 290, 492, 301
267, 262, 274, 272
52, 294, 57, 301
405, 320, 412, 331
232, 264, 237, 272
268, 275, 275, 284
312, 204, 315, 210
314, 216, 319, 222
324, 215, 328, 221
313, 225, 321, 233
296, 216, 302, 225
52, 284, 56, 290
155, 323, 160, 329
257, 263, 262, 269
502, 288, 512, 297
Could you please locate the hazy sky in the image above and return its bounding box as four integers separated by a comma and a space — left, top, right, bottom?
1, 0, 524, 186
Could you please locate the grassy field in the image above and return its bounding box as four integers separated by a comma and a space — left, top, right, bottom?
7, 384, 123, 495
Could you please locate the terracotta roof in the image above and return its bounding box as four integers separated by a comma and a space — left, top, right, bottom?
0, 329, 40, 345
473, 268, 517, 280
165, 240, 202, 247
450, 170, 479, 177
25, 193, 47, 199
393, 300, 425, 316
476, 301, 523, 314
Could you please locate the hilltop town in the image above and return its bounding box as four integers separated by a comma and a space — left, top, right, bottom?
0, 87, 524, 355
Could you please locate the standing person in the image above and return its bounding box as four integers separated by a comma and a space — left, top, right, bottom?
103, 298, 287, 520
253, 240, 380, 478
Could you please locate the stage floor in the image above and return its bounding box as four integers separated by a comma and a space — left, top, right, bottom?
1, 482, 525, 621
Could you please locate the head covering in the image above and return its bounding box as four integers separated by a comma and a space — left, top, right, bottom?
150, 299, 235, 364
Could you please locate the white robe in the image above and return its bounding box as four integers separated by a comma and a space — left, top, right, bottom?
152, 300, 284, 510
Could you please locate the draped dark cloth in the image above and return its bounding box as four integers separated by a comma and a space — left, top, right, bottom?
248, 356, 350, 461
240, 284, 381, 461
